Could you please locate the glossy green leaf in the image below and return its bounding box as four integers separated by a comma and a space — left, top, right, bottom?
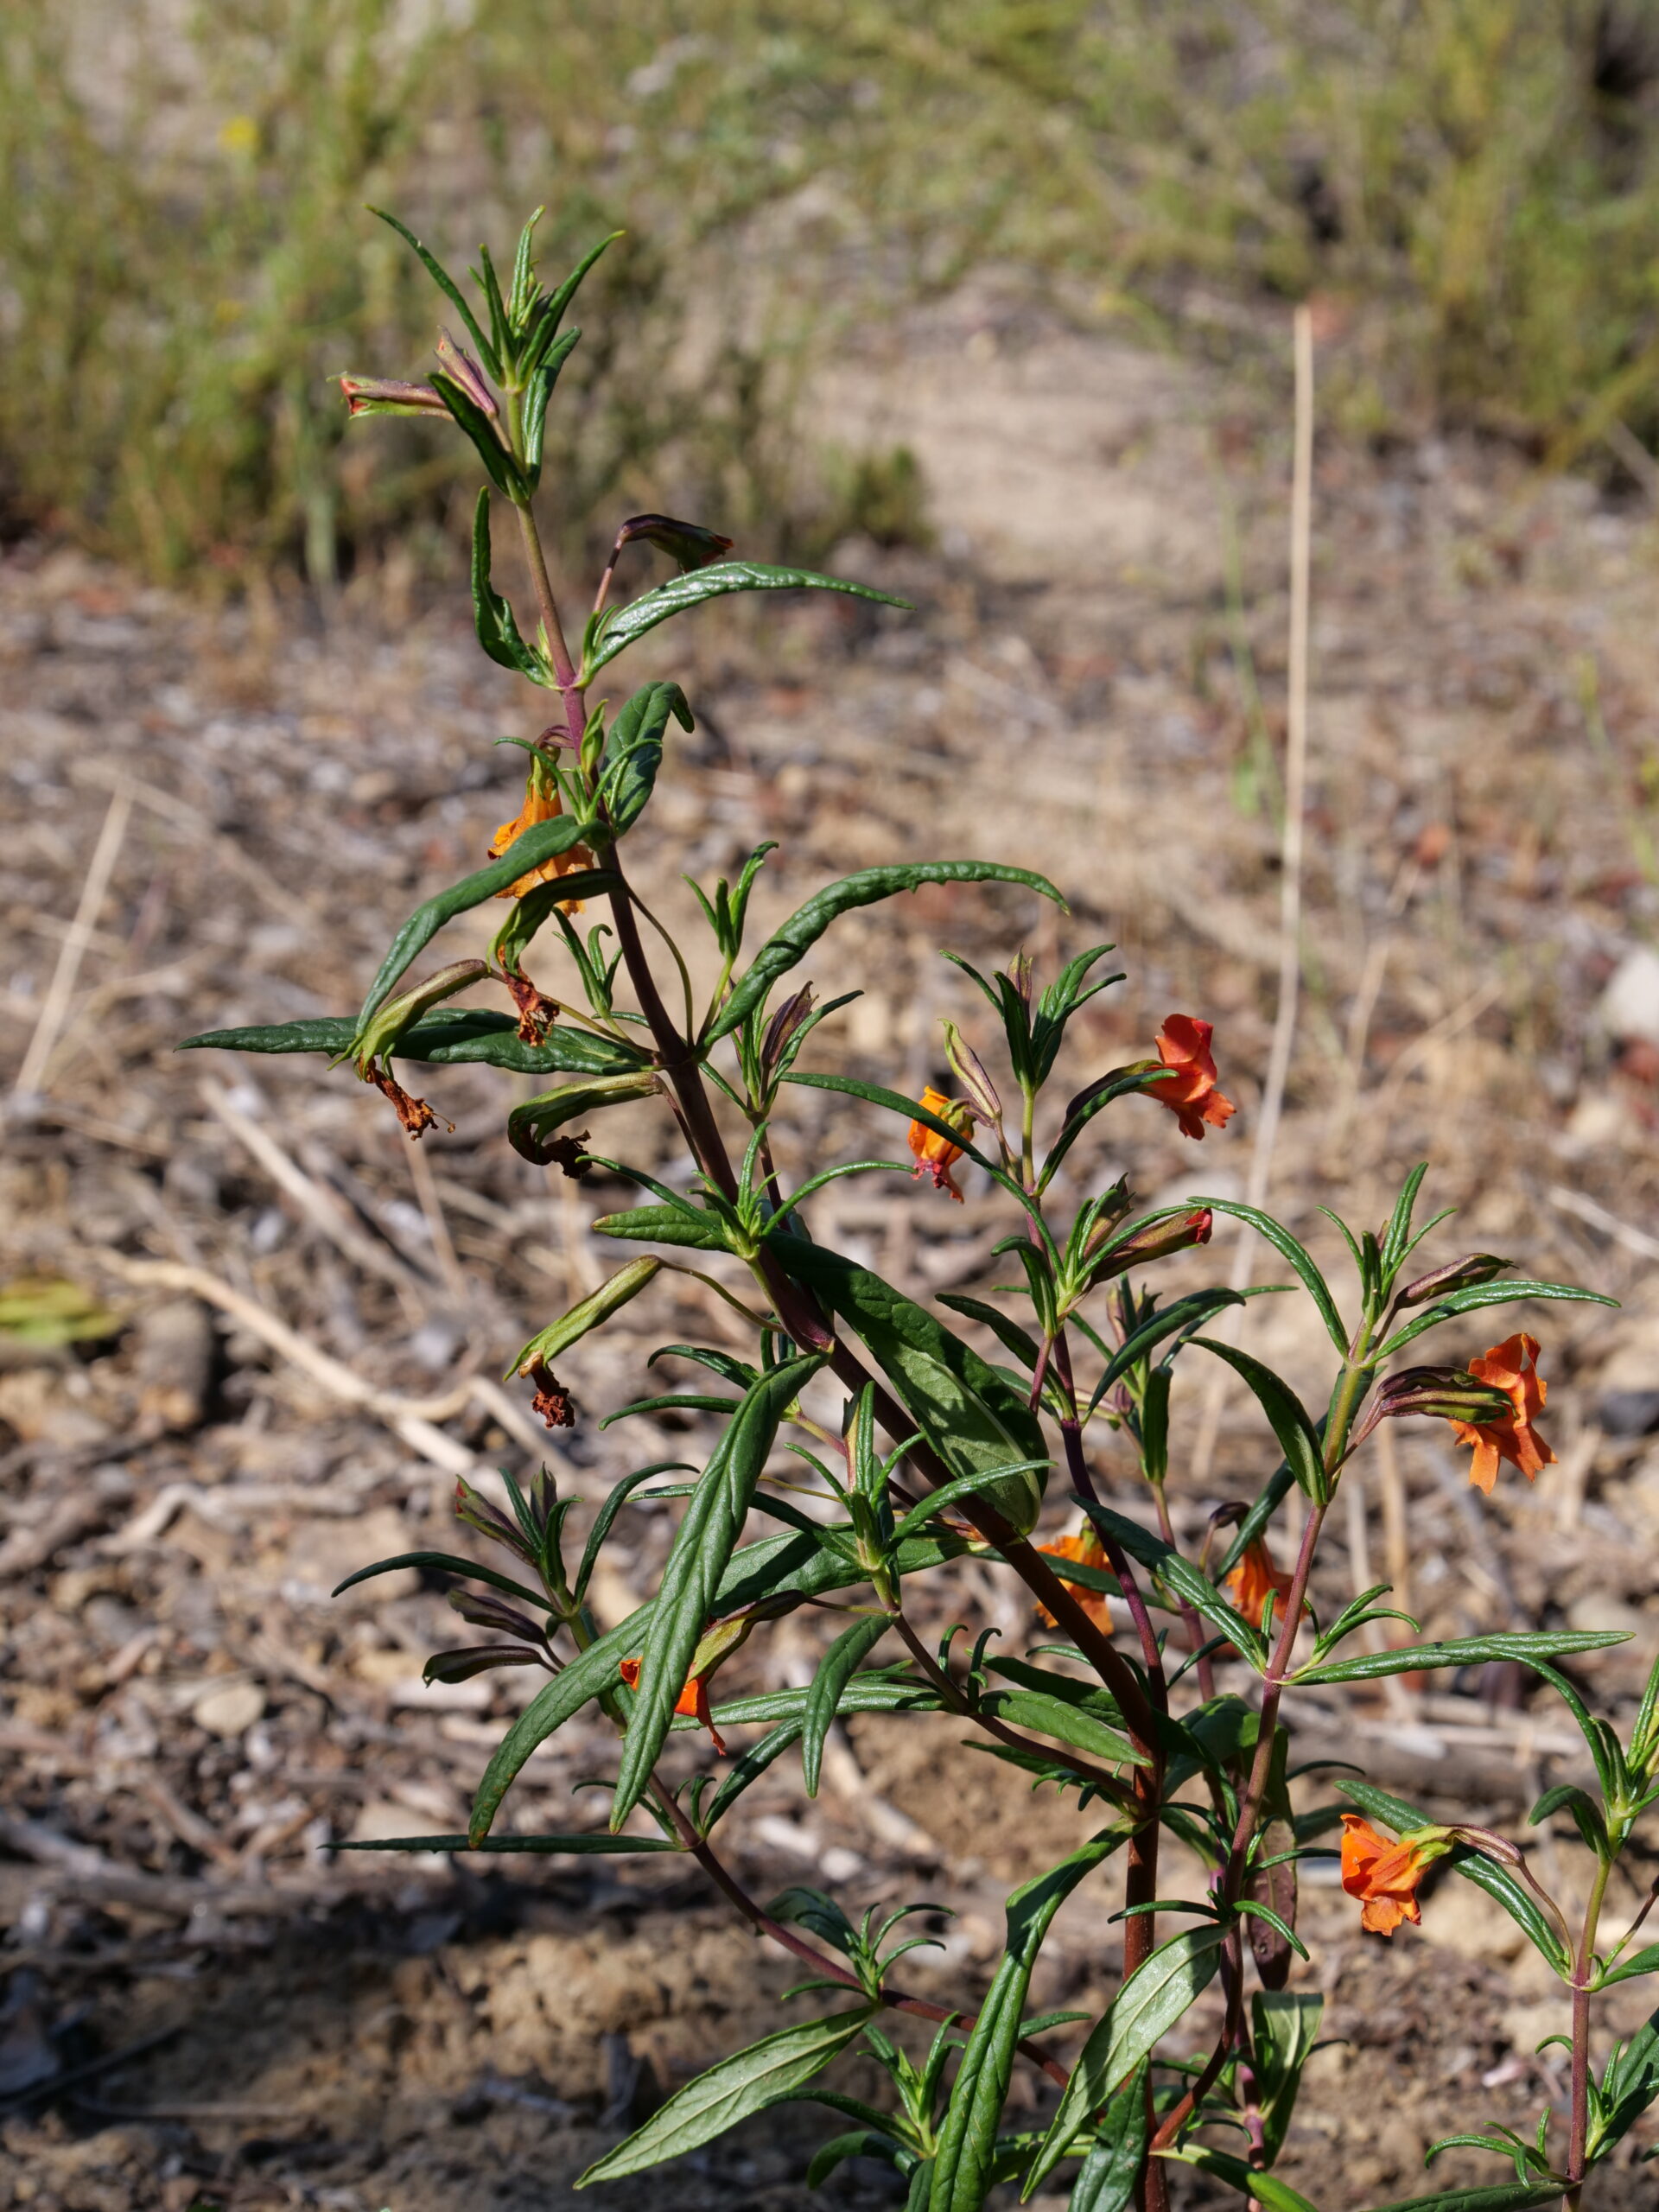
613, 1355, 824, 1825
1597, 1942, 1659, 1988
330, 1550, 552, 1610
505, 1257, 663, 1378
593, 1203, 733, 1253
371, 207, 499, 376
352, 817, 597, 1028
469, 487, 545, 680
507, 1068, 662, 1164
982, 1688, 1147, 1771
803, 1616, 892, 1796
1191, 1199, 1349, 1354
521, 328, 581, 487
937, 1294, 1043, 1373
709, 1672, 942, 1731
1085, 1287, 1247, 1411
771, 1232, 1050, 1532
434, 367, 524, 499
1191, 1337, 1328, 1502
1022, 1925, 1225, 2196
1301, 1629, 1630, 1686
583, 558, 907, 679
469, 1529, 966, 1840
1039, 1068, 1177, 1186
710, 859, 1065, 1044
335, 1830, 677, 1855
930, 1832, 1126, 2212
523, 230, 623, 374
1374, 1278, 1618, 1360
598, 680, 695, 836
1360, 2187, 1565, 2212
577, 2007, 873, 2183
1156, 2148, 1323, 2210
1337, 1782, 1572, 1974
180, 1004, 635, 1076
1075, 1501, 1265, 1667
983, 1656, 1145, 1770
1253, 1989, 1325, 2161
1065, 2062, 1147, 2212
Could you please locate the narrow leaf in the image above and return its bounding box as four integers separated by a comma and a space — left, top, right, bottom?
1065, 2062, 1148, 2212
612, 1356, 824, 1825
1301, 1629, 1630, 1686
803, 1617, 892, 1796
1192, 1337, 1328, 1502
1374, 1279, 1618, 1360
336, 1831, 677, 1855
1156, 2148, 1323, 2211
1023, 1926, 1225, 2196
1192, 1199, 1349, 1354
584, 559, 908, 679
598, 680, 695, 836
930, 1832, 1127, 2212
505, 1257, 662, 1378
470, 488, 546, 681
577, 2008, 872, 2183
710, 860, 1066, 1043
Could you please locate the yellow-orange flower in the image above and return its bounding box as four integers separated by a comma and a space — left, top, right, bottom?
1035, 1525, 1114, 1633
490, 773, 594, 903
1224, 1535, 1300, 1633
908, 1086, 974, 1204
1339, 1814, 1441, 1936
618, 1656, 726, 1754
1152, 1015, 1236, 1141
1447, 1332, 1556, 1496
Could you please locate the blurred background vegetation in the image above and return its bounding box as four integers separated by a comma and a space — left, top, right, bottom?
5, 0, 1659, 589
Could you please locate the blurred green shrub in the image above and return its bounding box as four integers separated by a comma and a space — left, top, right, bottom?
4, 1, 1658, 588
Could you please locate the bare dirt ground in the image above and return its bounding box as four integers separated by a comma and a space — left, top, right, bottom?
6, 287, 1659, 2208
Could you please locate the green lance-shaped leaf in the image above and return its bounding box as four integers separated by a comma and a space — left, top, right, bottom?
371, 207, 500, 378
1337, 1782, 1573, 1975
598, 680, 695, 836
353, 820, 599, 1031
1074, 1500, 1267, 1668
1253, 1989, 1325, 2162
1357, 2188, 1567, 2212
471, 488, 548, 682
181, 1007, 639, 1077
1192, 1337, 1328, 1503
1022, 1924, 1225, 2197
1155, 2148, 1325, 2211
594, 1203, 734, 1254
577, 2007, 873, 2184
980, 1656, 1147, 1770
1065, 2061, 1148, 2212
505, 1257, 663, 1380
612, 1355, 825, 1826
334, 1831, 679, 1857
348, 957, 488, 1076
771, 1233, 1050, 1533
582, 559, 910, 681
930, 1830, 1128, 2212
507, 1068, 662, 1165
803, 1616, 892, 1796
520, 327, 582, 489
709, 861, 1065, 1046
1192, 1199, 1350, 1355
1300, 1627, 1630, 1688
1373, 1277, 1618, 1362
434, 368, 524, 499
1086, 1287, 1248, 1411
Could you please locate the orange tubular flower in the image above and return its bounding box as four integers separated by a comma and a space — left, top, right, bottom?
490, 773, 595, 903
1223, 1535, 1301, 1635
1447, 1332, 1556, 1496
907, 1086, 975, 1204
1035, 1524, 1114, 1632
1339, 1814, 1449, 1936
1152, 1015, 1236, 1141
618, 1657, 726, 1755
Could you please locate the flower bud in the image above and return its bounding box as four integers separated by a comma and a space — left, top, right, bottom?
1087, 1207, 1213, 1287
435, 328, 499, 416
760, 983, 816, 1082
1005, 950, 1033, 1009
940, 1019, 1002, 1123
340, 374, 446, 417
1395, 1253, 1511, 1308
610, 512, 735, 573
1369, 1364, 1516, 1427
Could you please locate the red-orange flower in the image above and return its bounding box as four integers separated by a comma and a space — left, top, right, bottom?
1223, 1535, 1301, 1633
618, 1656, 726, 1754
490, 774, 595, 903
1152, 1015, 1236, 1141
1339, 1814, 1446, 1936
1035, 1524, 1114, 1632
908, 1086, 975, 1204
1447, 1332, 1556, 1496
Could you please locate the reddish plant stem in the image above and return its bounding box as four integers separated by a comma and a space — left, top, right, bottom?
1154, 1480, 1217, 1701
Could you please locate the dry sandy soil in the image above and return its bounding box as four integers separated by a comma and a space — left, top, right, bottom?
6, 285, 1659, 2208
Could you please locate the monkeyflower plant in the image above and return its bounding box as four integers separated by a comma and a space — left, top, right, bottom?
186, 208, 1659, 2210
